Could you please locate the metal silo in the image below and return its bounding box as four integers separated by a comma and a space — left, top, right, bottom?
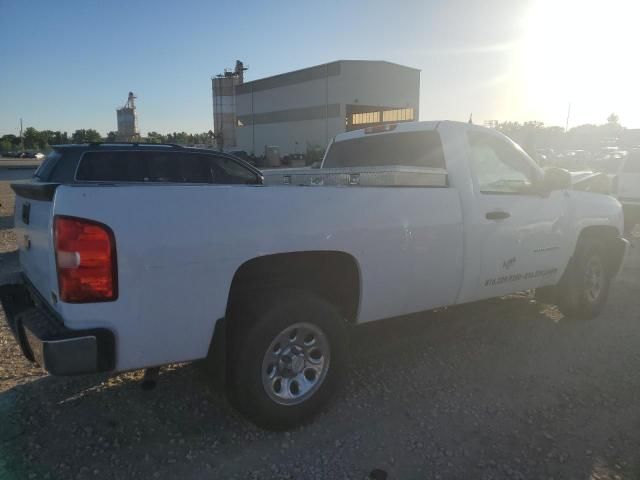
212, 60, 246, 150
116, 92, 139, 141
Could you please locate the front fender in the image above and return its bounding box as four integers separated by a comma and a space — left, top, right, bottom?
568, 191, 624, 242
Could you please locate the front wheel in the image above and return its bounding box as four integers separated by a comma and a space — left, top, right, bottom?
557, 238, 611, 319
226, 290, 347, 430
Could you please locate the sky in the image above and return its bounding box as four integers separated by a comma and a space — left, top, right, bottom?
0, 0, 638, 136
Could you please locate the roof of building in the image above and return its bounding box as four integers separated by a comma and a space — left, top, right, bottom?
336, 59, 421, 72
235, 60, 420, 95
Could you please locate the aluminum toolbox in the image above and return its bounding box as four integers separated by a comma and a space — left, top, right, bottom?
262, 166, 448, 188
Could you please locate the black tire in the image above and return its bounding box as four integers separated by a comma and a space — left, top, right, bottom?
226, 289, 348, 430
556, 238, 611, 319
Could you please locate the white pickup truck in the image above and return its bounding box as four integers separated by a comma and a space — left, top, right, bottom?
1, 121, 628, 429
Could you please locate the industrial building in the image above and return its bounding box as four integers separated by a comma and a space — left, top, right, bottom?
212, 60, 420, 156
116, 92, 140, 142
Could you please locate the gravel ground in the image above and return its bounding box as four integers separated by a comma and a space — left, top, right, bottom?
1, 178, 639, 480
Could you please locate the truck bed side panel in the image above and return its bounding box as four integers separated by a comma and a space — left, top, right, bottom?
51, 184, 463, 371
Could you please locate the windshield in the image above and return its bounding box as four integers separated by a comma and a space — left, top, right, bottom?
594, 156, 625, 174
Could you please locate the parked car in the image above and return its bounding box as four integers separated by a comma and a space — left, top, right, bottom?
282, 153, 306, 167
228, 150, 253, 164
1, 122, 628, 429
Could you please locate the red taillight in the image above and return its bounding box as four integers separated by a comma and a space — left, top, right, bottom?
54, 216, 117, 303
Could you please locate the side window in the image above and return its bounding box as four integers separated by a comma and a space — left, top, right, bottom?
76, 151, 259, 184
203, 156, 260, 184
76, 151, 212, 183
141, 152, 210, 183
468, 131, 537, 194
76, 151, 143, 181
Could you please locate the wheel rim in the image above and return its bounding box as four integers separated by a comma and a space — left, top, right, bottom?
584, 255, 605, 302
261, 322, 330, 405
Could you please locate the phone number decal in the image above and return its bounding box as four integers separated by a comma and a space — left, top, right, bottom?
485, 268, 558, 287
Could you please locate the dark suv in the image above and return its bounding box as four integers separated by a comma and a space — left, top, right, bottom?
34, 143, 263, 185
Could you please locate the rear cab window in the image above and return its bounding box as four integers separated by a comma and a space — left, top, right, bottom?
323, 130, 445, 169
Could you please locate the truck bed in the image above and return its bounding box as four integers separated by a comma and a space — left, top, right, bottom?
13, 182, 464, 370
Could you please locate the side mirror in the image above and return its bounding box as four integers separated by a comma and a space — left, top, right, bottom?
541, 167, 571, 192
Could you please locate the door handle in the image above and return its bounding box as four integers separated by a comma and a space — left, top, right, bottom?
486, 210, 510, 220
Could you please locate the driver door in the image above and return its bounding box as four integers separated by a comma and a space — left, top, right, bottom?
466, 130, 569, 301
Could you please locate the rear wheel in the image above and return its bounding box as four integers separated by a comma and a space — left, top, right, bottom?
556, 238, 611, 319
261, 322, 331, 406
226, 290, 347, 430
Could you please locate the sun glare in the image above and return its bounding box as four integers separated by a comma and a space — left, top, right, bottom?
520, 0, 639, 127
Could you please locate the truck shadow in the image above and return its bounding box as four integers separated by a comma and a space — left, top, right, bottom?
0, 250, 20, 284
0, 291, 637, 479
0, 214, 14, 230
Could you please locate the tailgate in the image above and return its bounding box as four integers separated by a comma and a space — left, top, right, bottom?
11, 182, 59, 301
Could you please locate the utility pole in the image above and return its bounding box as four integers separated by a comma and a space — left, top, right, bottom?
19, 118, 23, 149
565, 103, 571, 133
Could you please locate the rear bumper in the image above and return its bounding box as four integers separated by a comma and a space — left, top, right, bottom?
0, 280, 115, 375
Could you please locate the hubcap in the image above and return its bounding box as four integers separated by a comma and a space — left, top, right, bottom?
261, 322, 330, 405
584, 255, 604, 302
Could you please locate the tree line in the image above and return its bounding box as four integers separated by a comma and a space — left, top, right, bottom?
1, 115, 634, 155
494, 114, 632, 154
0, 128, 216, 153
